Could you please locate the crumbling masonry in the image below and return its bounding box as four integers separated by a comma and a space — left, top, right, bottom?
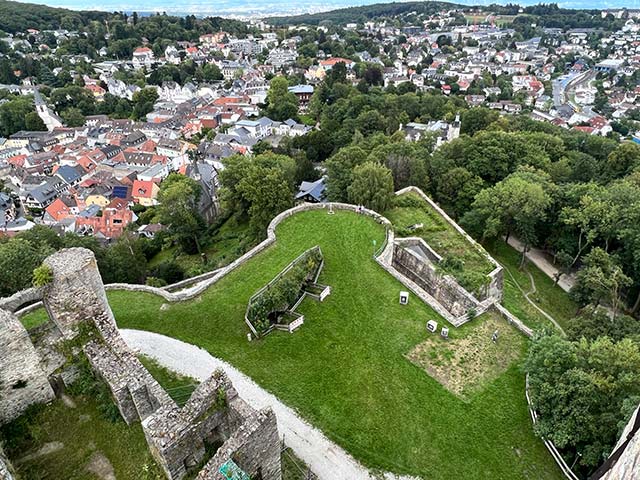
0, 247, 281, 480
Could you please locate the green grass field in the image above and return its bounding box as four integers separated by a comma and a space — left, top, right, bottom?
1, 380, 165, 479
110, 209, 562, 479
486, 241, 577, 332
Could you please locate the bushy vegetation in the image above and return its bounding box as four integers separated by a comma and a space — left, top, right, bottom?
247, 247, 322, 333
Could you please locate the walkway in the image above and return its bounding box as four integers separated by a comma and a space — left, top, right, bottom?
506, 237, 576, 293
120, 329, 418, 480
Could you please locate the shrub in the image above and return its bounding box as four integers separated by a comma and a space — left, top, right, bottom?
145, 277, 167, 288
32, 264, 53, 287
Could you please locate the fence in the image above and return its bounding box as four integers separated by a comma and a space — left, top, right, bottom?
525, 374, 580, 480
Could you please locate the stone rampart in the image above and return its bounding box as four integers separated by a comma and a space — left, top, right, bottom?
395, 186, 503, 303
392, 244, 478, 323
0, 309, 55, 424
196, 408, 281, 480
143, 370, 281, 480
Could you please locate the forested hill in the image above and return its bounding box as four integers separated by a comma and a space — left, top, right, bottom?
0, 0, 248, 35
269, 1, 624, 31
268, 1, 462, 26
0, 0, 109, 33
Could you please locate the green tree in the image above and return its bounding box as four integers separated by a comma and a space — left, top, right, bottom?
347, 162, 394, 212
325, 146, 368, 202
237, 165, 293, 236
157, 174, 205, 254
202, 62, 223, 82
132, 87, 159, 120
571, 248, 631, 316
0, 238, 48, 296
525, 333, 640, 471
461, 167, 553, 266
61, 107, 85, 127
265, 76, 299, 121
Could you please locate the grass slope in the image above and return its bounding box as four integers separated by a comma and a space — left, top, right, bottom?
486, 241, 577, 331
112, 209, 561, 479
0, 398, 164, 480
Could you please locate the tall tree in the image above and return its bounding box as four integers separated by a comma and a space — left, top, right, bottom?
157, 174, 205, 254
347, 162, 394, 212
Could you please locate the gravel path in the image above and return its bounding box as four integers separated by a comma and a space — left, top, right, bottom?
506, 237, 576, 293
120, 329, 419, 480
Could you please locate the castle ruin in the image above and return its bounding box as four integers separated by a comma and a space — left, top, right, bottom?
0, 247, 281, 480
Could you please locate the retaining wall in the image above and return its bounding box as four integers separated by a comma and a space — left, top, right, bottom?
395, 186, 503, 302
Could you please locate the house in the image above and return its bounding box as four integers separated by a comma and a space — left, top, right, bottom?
288, 85, 314, 110
132, 179, 160, 206
295, 177, 326, 203
319, 57, 355, 71
132, 47, 155, 68
23, 177, 66, 210
75, 197, 134, 239
54, 164, 84, 189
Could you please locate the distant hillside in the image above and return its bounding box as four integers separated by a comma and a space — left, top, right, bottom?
0, 0, 248, 36
0, 0, 110, 34
268, 1, 462, 26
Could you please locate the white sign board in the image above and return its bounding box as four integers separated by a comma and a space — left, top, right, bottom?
427, 320, 438, 333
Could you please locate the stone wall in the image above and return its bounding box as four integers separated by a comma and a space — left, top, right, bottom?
0, 443, 16, 480
392, 244, 477, 321
43, 248, 115, 339
0, 287, 43, 314
143, 370, 281, 480
394, 186, 503, 303
0, 309, 55, 424
197, 408, 281, 480
599, 403, 640, 480
0, 246, 282, 480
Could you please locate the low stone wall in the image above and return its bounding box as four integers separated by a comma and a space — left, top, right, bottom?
0, 287, 43, 314
0, 309, 55, 424
493, 303, 533, 338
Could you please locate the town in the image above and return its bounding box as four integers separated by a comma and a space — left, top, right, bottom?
0, 1, 639, 480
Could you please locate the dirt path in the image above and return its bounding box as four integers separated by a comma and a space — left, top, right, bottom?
120, 329, 419, 480
501, 263, 565, 335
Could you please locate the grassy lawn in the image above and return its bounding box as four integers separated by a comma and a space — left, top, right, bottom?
407, 310, 525, 400
138, 355, 199, 407
111, 209, 561, 479
486, 241, 577, 332
20, 308, 49, 330
384, 192, 495, 295
0, 392, 164, 480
